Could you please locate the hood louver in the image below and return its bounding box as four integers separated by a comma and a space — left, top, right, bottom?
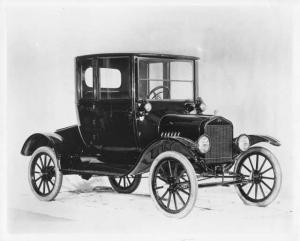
160, 131, 181, 138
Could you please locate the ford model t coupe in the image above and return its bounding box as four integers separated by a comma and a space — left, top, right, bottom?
21, 53, 282, 218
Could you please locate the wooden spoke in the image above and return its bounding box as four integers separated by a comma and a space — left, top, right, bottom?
38, 157, 44, 168
49, 179, 55, 186
46, 156, 51, 167
175, 191, 185, 205
168, 160, 173, 177
246, 183, 254, 196
261, 167, 273, 175
181, 175, 188, 182
167, 192, 171, 208
36, 162, 42, 171
261, 176, 275, 180
259, 183, 265, 198
248, 157, 255, 171
242, 164, 251, 173
42, 155, 46, 168
155, 186, 164, 190
38, 179, 43, 190
255, 155, 259, 171
123, 177, 126, 187
126, 176, 131, 185
42, 181, 46, 194
258, 158, 267, 173
159, 189, 169, 200
173, 162, 179, 178
46, 181, 51, 193
34, 176, 42, 182
255, 184, 258, 199
117, 177, 122, 185
261, 180, 272, 191
173, 193, 178, 210
157, 175, 168, 184
178, 187, 190, 196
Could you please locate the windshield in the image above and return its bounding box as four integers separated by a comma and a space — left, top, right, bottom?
138, 58, 194, 100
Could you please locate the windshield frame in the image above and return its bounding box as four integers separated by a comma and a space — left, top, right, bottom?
136, 57, 197, 102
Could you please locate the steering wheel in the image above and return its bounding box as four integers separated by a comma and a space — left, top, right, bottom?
147, 86, 170, 100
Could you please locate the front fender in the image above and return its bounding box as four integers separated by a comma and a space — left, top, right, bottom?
129, 137, 199, 175
234, 134, 280, 149
248, 135, 280, 147
21, 133, 63, 156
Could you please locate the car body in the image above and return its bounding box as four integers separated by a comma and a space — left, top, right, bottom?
21, 53, 282, 218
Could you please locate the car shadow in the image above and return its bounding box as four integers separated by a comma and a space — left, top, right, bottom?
62, 186, 214, 211
65, 186, 150, 198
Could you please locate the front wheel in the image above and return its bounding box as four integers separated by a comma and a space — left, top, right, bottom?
234, 147, 282, 206
149, 151, 198, 218
28, 146, 63, 201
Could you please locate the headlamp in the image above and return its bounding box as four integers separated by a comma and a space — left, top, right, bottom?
237, 134, 250, 152
197, 135, 210, 153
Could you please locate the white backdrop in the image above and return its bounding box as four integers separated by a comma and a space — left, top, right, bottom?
3, 1, 298, 239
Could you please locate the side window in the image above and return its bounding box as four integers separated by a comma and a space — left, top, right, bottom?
98, 57, 131, 99
78, 57, 131, 100
170, 61, 193, 99
100, 68, 121, 88
149, 63, 163, 79
85, 67, 93, 87
138, 59, 194, 100
79, 59, 94, 99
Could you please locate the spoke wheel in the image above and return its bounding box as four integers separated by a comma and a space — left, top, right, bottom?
234, 147, 281, 206
28, 146, 63, 201
108, 175, 141, 194
149, 151, 197, 218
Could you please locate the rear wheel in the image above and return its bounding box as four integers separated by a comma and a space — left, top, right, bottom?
108, 175, 141, 194
28, 146, 63, 201
234, 147, 282, 206
149, 151, 198, 218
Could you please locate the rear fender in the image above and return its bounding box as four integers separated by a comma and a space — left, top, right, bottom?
21, 133, 63, 157
129, 137, 199, 175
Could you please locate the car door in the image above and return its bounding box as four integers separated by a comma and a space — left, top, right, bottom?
77, 56, 138, 171
135, 57, 196, 148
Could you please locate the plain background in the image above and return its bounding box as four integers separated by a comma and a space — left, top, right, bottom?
1, 0, 299, 240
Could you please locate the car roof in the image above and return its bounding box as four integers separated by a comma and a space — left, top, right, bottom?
76, 53, 199, 60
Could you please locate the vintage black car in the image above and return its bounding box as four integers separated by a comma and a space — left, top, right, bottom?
21, 53, 282, 218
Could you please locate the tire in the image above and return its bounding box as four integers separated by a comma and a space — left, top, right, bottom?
149, 151, 198, 218
108, 175, 141, 194
28, 146, 63, 201
234, 146, 282, 206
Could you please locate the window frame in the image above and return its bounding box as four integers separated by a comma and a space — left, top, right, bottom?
97, 56, 132, 100
136, 57, 197, 102
76, 56, 132, 101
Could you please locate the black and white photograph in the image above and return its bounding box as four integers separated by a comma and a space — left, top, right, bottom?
0, 0, 299, 240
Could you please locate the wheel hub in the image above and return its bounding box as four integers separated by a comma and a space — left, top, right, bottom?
252, 170, 262, 184
41, 167, 54, 181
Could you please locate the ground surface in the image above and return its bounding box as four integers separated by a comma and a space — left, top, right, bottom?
5, 175, 298, 241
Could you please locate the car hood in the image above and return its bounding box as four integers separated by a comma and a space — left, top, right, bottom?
159, 114, 231, 141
